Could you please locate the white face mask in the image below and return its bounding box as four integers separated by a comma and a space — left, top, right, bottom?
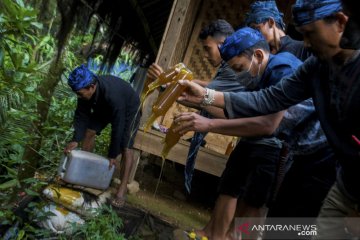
236, 55, 262, 90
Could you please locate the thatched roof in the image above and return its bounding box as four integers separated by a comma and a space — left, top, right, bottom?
56, 0, 174, 66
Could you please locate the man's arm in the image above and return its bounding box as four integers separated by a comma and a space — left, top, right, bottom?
174, 111, 285, 137
223, 69, 310, 118
193, 79, 210, 87
178, 59, 314, 118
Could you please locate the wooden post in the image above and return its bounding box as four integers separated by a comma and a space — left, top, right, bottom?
140, 0, 201, 126
155, 0, 195, 69
129, 149, 141, 183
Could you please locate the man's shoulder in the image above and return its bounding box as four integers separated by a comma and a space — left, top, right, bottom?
268, 52, 302, 72
280, 35, 303, 49
98, 75, 133, 89
263, 53, 303, 87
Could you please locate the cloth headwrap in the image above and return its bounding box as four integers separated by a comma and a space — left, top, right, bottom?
292, 0, 342, 26
68, 64, 96, 91
245, 0, 286, 30
220, 27, 265, 62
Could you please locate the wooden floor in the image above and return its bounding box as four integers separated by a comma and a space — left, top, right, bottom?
133, 129, 228, 177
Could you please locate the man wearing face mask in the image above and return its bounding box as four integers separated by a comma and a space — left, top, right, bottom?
245, 0, 337, 222
175, 27, 304, 239
176, 0, 360, 238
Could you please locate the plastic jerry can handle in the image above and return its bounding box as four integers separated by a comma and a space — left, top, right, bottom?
59, 155, 69, 178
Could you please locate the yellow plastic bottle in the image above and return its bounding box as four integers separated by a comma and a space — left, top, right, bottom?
161, 120, 182, 160
146, 62, 186, 94
144, 67, 193, 132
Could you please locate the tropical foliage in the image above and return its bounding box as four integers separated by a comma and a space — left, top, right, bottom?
0, 0, 136, 238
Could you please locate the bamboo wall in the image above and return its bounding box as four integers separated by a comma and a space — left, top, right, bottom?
154, 0, 296, 155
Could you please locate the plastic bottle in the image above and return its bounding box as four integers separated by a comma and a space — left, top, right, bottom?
144, 67, 193, 132
146, 62, 186, 93
161, 120, 182, 160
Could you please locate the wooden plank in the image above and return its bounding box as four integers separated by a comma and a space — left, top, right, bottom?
182, 0, 209, 66
156, 0, 192, 69
133, 129, 228, 177
155, 0, 178, 64
169, 0, 202, 67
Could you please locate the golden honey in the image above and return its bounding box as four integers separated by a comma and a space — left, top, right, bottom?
144, 66, 193, 132
147, 63, 186, 92
161, 120, 182, 159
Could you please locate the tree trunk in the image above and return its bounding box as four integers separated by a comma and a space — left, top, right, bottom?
18, 57, 65, 181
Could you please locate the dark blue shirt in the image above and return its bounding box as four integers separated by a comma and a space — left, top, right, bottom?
279, 35, 312, 62
276, 35, 328, 155
240, 52, 302, 147
73, 75, 140, 158
223, 52, 360, 202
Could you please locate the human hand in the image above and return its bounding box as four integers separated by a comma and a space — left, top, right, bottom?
177, 80, 206, 106
147, 63, 164, 80
64, 141, 78, 154
109, 158, 116, 170
173, 112, 212, 135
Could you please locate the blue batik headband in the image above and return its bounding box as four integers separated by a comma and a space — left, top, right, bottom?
292, 0, 342, 26
220, 27, 265, 62
68, 64, 96, 91
245, 0, 286, 30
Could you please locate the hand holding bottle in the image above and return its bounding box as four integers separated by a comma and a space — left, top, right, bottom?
173, 112, 212, 134
177, 80, 207, 106
146, 63, 164, 81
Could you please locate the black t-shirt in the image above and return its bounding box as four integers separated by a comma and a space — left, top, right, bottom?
73, 75, 140, 158
279, 35, 312, 62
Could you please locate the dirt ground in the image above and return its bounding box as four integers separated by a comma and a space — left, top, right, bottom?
124, 152, 221, 234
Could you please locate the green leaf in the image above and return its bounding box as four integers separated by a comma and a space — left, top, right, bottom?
24, 188, 39, 196
0, 179, 18, 189
30, 22, 43, 29
1, 164, 18, 177
15, 0, 25, 8
16, 229, 25, 240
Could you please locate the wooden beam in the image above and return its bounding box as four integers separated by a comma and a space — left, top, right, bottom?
155, 0, 192, 69
133, 129, 228, 177
183, 0, 208, 65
